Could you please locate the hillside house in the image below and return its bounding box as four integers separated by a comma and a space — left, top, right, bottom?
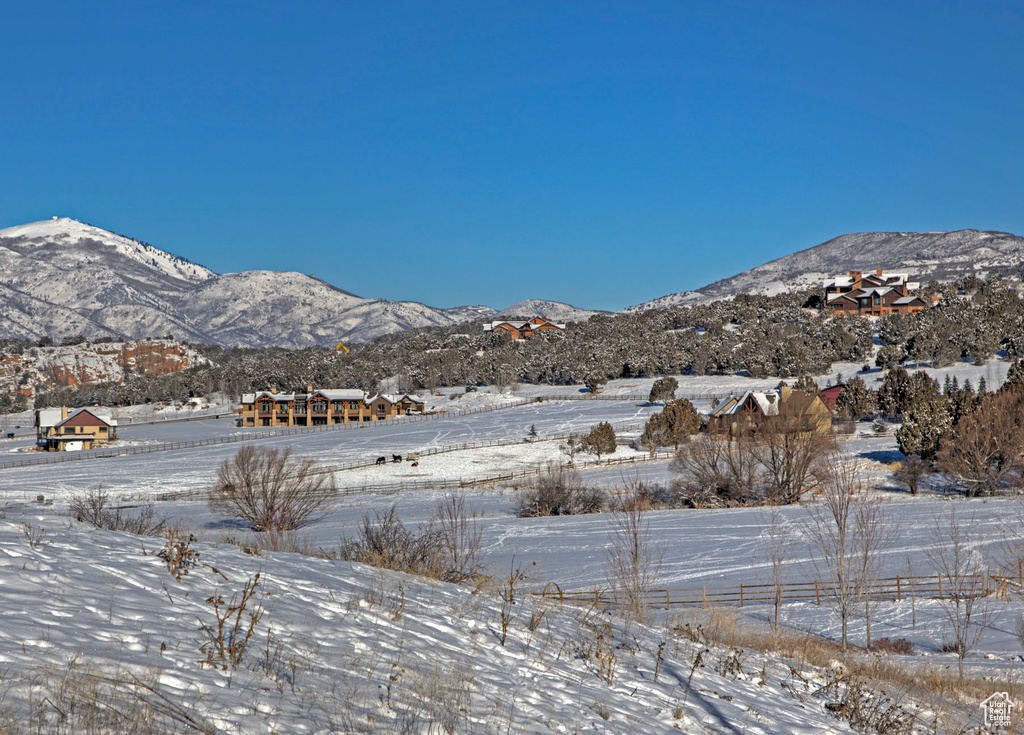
483, 317, 566, 339
36, 407, 117, 451
824, 269, 928, 316
708, 386, 831, 437
240, 388, 424, 427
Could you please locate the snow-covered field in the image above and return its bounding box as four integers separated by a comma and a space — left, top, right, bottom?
1, 361, 1023, 732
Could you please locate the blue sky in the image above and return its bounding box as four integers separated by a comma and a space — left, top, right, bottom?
2, 2, 1022, 311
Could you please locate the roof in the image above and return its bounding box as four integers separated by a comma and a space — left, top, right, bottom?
241, 391, 296, 404
483, 318, 566, 332
55, 408, 116, 429
311, 389, 366, 401
892, 295, 925, 305
369, 393, 425, 405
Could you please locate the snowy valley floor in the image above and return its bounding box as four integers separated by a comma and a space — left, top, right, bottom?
1, 363, 1023, 732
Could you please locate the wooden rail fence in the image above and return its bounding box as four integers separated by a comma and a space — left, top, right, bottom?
0, 399, 533, 470
539, 573, 1007, 610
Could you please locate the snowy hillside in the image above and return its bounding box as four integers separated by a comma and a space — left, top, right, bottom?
0, 219, 502, 348
495, 298, 604, 322
626, 229, 1024, 313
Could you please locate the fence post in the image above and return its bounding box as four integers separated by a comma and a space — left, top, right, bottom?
702, 586, 707, 609
739, 584, 744, 608
814, 580, 820, 606
896, 576, 901, 601
666, 588, 671, 610
938, 574, 942, 598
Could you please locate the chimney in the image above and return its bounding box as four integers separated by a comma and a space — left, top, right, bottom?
849, 270, 861, 281
306, 384, 313, 395
876, 268, 883, 277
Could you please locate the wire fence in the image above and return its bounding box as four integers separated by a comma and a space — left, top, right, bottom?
538, 572, 1012, 610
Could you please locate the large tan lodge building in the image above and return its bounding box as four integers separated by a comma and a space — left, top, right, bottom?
240, 388, 425, 427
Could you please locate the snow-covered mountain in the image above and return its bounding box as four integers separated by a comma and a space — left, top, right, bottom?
494, 298, 605, 322
0, 218, 601, 348
625, 229, 1024, 313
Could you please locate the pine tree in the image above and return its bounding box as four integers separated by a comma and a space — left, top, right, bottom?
896, 394, 952, 459
835, 376, 875, 419
640, 398, 701, 450
580, 421, 617, 461
648, 376, 679, 404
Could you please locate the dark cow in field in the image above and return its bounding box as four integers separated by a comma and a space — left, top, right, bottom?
375, 456, 387, 465
5, 433, 13, 440
411, 461, 419, 467
392, 454, 402, 463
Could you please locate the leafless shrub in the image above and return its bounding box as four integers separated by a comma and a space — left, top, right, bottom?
605, 479, 662, 625
892, 455, 930, 495
198, 572, 265, 670
433, 493, 483, 583
209, 445, 336, 533
869, 637, 915, 655
671, 435, 761, 507
19, 522, 48, 548
340, 505, 443, 577
68, 485, 166, 536
828, 681, 917, 735
515, 463, 605, 517
158, 525, 200, 581
498, 558, 532, 646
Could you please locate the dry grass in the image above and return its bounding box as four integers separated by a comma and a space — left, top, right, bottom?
669, 605, 1024, 732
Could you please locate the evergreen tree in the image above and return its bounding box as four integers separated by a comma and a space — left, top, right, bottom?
896, 393, 952, 459
580, 421, 617, 461
877, 368, 912, 417
648, 376, 679, 403
584, 372, 607, 394
793, 375, 818, 393
640, 398, 701, 450
834, 376, 875, 419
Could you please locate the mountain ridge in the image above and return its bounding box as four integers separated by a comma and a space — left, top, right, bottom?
624, 229, 1024, 313
0, 218, 594, 348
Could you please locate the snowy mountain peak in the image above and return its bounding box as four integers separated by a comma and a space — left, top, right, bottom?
0, 217, 216, 285
625, 229, 1024, 313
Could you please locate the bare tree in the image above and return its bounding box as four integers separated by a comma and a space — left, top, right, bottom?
805, 448, 860, 649
209, 445, 336, 532
759, 507, 796, 632
893, 455, 929, 495
852, 499, 900, 647
559, 433, 582, 467
670, 435, 760, 507
605, 478, 662, 625
433, 493, 483, 583
938, 391, 1024, 496
752, 414, 834, 504
928, 508, 996, 679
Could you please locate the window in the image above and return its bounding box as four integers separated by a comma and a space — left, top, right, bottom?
311, 400, 327, 413
294, 401, 307, 414
259, 401, 273, 413
350, 400, 359, 410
